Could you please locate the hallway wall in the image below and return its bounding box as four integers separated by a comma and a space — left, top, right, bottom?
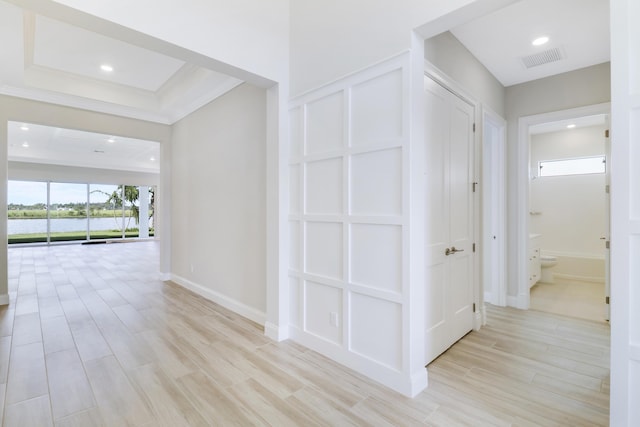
171, 83, 267, 320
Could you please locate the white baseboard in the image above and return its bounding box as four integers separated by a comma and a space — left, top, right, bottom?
289, 326, 427, 398
473, 310, 483, 331
0, 294, 9, 306
553, 273, 605, 283
264, 321, 289, 342
507, 294, 529, 309
170, 274, 266, 325
158, 272, 171, 281
483, 291, 493, 305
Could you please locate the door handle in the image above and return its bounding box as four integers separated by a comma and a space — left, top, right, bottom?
445, 246, 464, 256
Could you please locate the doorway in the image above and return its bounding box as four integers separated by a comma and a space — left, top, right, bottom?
527, 113, 609, 322
517, 103, 610, 318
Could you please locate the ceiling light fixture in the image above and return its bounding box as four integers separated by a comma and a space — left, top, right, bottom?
150, 157, 156, 161
100, 64, 114, 72
532, 36, 550, 46
20, 125, 29, 131
567, 124, 576, 129
22, 142, 29, 148
107, 137, 115, 143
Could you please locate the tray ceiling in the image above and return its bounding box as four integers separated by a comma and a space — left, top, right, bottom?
0, 0, 242, 124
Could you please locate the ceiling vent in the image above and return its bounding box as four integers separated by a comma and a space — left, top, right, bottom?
521, 47, 564, 69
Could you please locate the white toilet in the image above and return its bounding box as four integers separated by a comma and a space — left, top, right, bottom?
540, 254, 558, 283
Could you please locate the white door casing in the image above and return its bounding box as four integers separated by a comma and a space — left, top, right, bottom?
610, 0, 640, 424
424, 75, 475, 365
604, 125, 611, 322
482, 108, 507, 307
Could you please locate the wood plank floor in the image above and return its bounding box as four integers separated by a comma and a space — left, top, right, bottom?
3, 241, 610, 426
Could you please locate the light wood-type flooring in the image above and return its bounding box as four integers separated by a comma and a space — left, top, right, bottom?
531, 278, 606, 322
3, 241, 610, 426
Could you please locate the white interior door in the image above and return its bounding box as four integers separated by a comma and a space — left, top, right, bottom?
424, 76, 475, 365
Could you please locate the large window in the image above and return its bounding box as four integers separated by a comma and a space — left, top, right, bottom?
7, 181, 48, 244
50, 182, 88, 242
89, 184, 123, 240
7, 180, 155, 244
538, 156, 606, 177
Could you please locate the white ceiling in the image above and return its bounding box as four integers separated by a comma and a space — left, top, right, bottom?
529, 114, 607, 135
0, 0, 611, 170
0, 0, 243, 125
451, 0, 610, 87
8, 121, 160, 174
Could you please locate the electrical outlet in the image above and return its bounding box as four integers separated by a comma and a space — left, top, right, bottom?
190, 263, 194, 273
330, 312, 339, 327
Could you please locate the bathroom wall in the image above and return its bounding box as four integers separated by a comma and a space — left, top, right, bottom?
529, 124, 607, 281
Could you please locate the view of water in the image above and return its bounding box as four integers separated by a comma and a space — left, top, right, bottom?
7, 217, 134, 235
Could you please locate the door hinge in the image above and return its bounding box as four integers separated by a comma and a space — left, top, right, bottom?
605, 129, 610, 138
606, 240, 610, 249
473, 303, 476, 312
473, 123, 476, 132
472, 182, 478, 192
606, 296, 610, 305
605, 184, 610, 194
473, 243, 476, 252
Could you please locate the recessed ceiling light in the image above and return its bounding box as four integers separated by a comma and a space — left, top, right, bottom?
567, 124, 576, 129
107, 137, 115, 143
532, 36, 550, 46
21, 142, 29, 148
150, 157, 156, 161
100, 64, 114, 72
20, 125, 29, 131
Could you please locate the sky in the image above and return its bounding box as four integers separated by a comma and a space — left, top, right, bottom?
8, 181, 119, 205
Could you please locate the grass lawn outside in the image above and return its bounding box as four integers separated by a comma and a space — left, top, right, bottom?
8, 209, 133, 219
8, 229, 154, 244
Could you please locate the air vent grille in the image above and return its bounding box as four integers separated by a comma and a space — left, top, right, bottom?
521, 47, 564, 69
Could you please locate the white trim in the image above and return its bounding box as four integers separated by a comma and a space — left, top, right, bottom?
170, 274, 266, 325
264, 321, 289, 342
0, 84, 172, 125
0, 294, 9, 306
630, 343, 640, 363
553, 273, 605, 283
516, 103, 610, 310
158, 272, 171, 281
289, 326, 427, 397
482, 106, 507, 307
506, 294, 528, 310
473, 311, 482, 331
542, 250, 605, 260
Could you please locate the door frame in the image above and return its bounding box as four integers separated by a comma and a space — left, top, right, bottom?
482, 107, 507, 308
424, 61, 482, 330
514, 102, 611, 308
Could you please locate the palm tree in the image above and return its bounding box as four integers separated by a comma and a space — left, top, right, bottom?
91, 185, 155, 232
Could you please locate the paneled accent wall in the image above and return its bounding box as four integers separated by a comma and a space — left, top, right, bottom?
288, 54, 414, 392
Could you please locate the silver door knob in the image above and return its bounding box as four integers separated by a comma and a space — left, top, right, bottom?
445, 246, 464, 256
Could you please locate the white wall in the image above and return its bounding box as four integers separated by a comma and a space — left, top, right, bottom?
530, 125, 606, 258
171, 83, 267, 321
289, 53, 422, 396
0, 95, 172, 303
504, 63, 610, 296
424, 31, 505, 116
